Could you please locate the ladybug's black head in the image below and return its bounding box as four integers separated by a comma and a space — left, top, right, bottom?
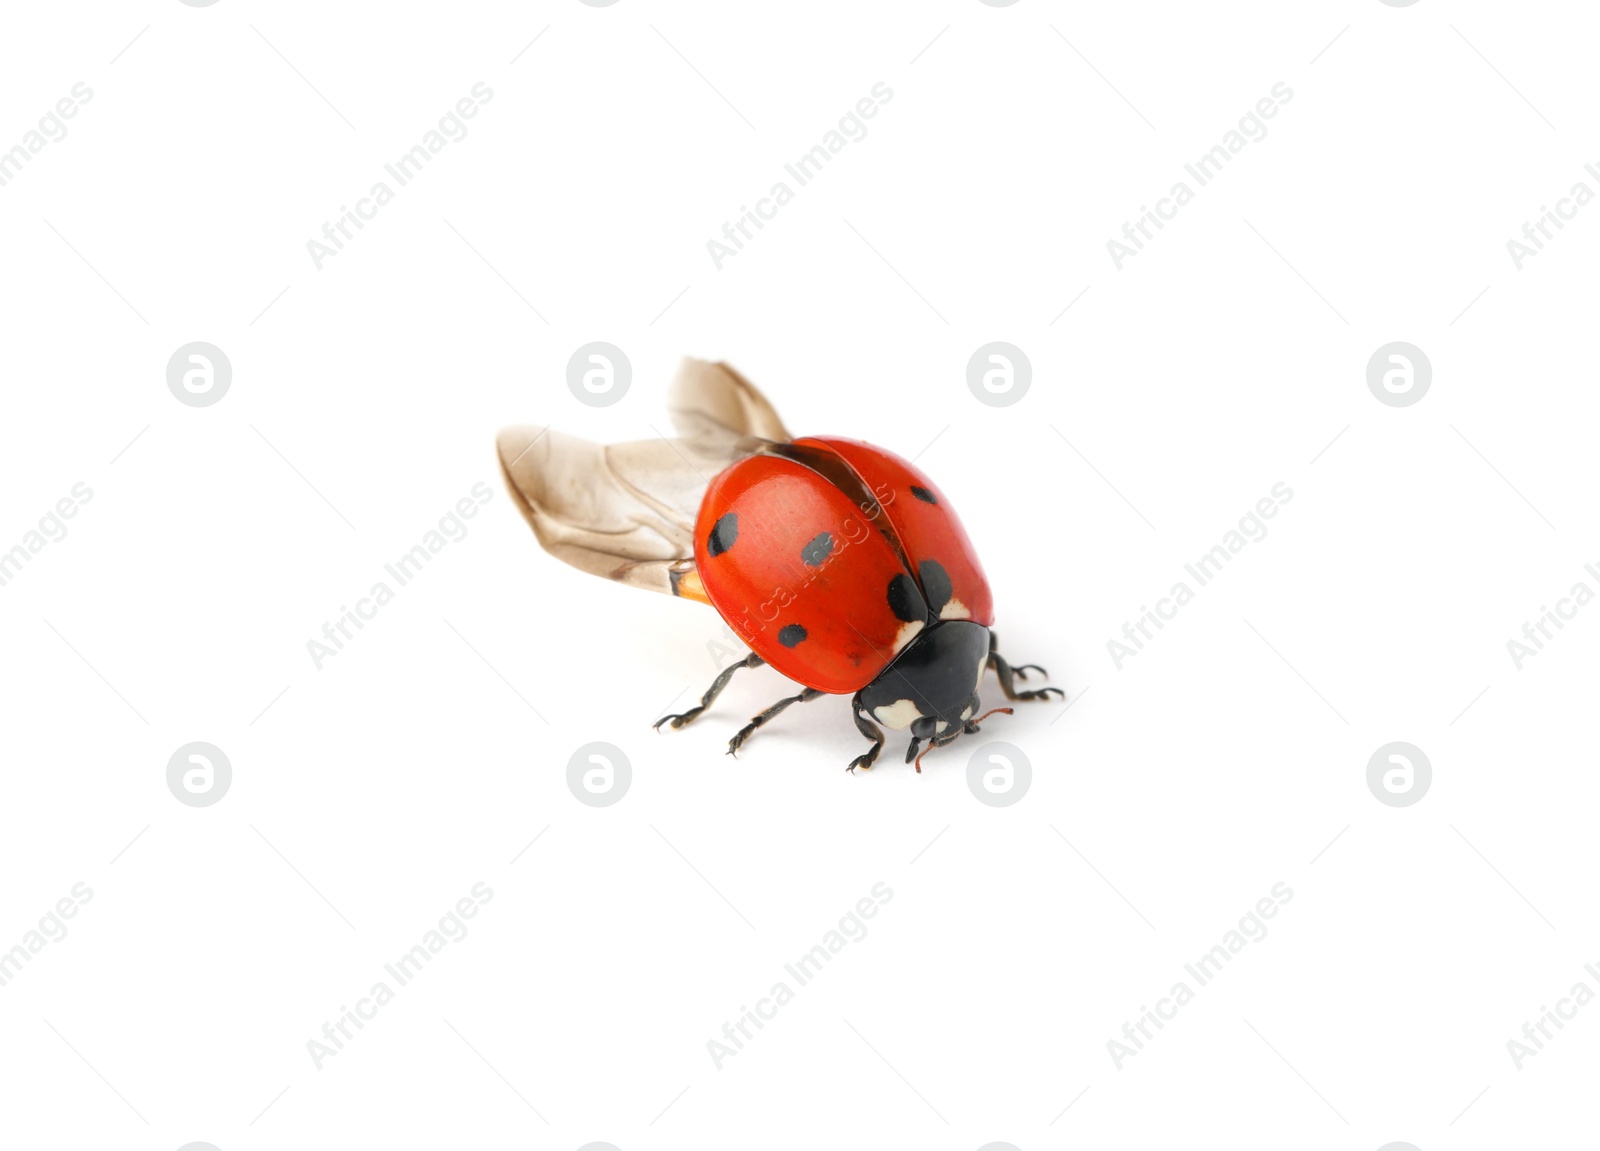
858, 620, 991, 738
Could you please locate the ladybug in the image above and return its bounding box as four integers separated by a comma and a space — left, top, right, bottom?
498, 358, 1062, 771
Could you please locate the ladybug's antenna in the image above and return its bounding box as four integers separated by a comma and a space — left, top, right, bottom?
913, 707, 1014, 773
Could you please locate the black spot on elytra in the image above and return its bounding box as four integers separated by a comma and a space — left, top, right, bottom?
910, 485, 938, 505
801, 532, 834, 567
887, 572, 924, 623
919, 559, 952, 614
778, 623, 808, 647
706, 513, 738, 557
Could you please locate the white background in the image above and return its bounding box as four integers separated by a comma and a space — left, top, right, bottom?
1, 1, 1596, 1148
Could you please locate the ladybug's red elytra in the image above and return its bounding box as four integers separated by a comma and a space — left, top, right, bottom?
497, 359, 1062, 772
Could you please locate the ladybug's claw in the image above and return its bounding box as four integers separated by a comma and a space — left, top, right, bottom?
1010, 663, 1047, 682
1007, 684, 1065, 703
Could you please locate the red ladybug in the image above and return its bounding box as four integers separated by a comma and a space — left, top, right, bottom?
498, 359, 1061, 771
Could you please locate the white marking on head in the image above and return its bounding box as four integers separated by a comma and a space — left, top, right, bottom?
940, 597, 971, 620
936, 720, 949, 734
873, 698, 922, 730
961, 704, 973, 721
892, 618, 925, 653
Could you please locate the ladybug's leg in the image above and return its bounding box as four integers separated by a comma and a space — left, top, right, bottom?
987, 631, 1047, 681
987, 633, 1065, 703
654, 652, 765, 731
726, 688, 825, 756
847, 695, 885, 773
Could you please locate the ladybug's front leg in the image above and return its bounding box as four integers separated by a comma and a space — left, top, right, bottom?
987, 632, 1065, 704
655, 652, 765, 731
847, 696, 884, 773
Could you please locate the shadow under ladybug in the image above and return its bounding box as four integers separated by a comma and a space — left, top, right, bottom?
497, 358, 1063, 772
